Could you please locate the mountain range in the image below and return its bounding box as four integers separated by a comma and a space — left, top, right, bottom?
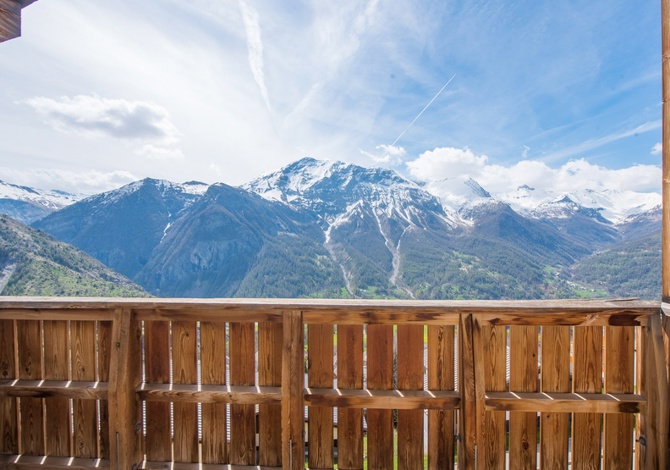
2, 157, 661, 299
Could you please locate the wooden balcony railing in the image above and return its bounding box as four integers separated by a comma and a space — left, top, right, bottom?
0, 298, 667, 470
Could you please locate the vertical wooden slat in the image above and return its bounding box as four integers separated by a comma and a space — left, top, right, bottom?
97, 321, 113, 460
72, 321, 97, 458
366, 324, 394, 470
172, 321, 198, 462
604, 326, 634, 470
396, 324, 424, 470
481, 325, 506, 470
307, 323, 334, 469
108, 308, 143, 470
572, 326, 603, 469
427, 325, 454, 470
459, 314, 477, 469
540, 326, 570, 470
282, 310, 304, 470
43, 320, 70, 456
17, 320, 43, 455
643, 312, 669, 470
258, 322, 282, 467
337, 324, 364, 470
229, 322, 256, 465
144, 320, 171, 462
509, 325, 538, 470
201, 322, 227, 464
0, 319, 17, 454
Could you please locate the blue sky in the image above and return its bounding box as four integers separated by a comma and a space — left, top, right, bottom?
0, 0, 663, 194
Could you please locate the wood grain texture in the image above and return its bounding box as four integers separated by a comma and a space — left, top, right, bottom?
42, 320, 70, 457
97, 321, 112, 460
200, 322, 227, 464
72, 321, 97, 458
458, 314, 476, 469
336, 324, 364, 470
281, 311, 304, 470
481, 324, 506, 470
0, 0, 21, 43
0, 319, 17, 454
509, 325, 538, 470
229, 322, 256, 465
172, 321, 198, 462
307, 324, 333, 469
17, 320, 43, 456
365, 324, 393, 470
572, 326, 602, 469
427, 325, 454, 470
396, 324, 423, 470
143, 320, 171, 461
604, 326, 634, 470
258, 322, 282, 467
540, 326, 570, 470
643, 311, 669, 470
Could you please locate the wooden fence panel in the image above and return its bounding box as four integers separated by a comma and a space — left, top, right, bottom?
366, 324, 393, 470
427, 325, 455, 470
396, 324, 424, 470
336, 324, 364, 470
307, 323, 334, 469
481, 325, 506, 470
604, 326, 634, 470
229, 322, 256, 465
72, 321, 97, 458
572, 326, 603, 469
144, 320, 171, 461
509, 325, 538, 470
259, 322, 283, 467
97, 320, 112, 460
540, 326, 570, 470
0, 319, 17, 454
200, 322, 228, 464
43, 320, 70, 456
172, 321, 198, 462
17, 320, 43, 455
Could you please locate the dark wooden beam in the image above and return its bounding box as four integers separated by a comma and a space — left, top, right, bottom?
0, 0, 21, 44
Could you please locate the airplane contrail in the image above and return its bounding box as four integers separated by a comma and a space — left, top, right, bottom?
388, 73, 456, 148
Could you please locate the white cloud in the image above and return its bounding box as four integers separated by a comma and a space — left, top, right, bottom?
135, 144, 184, 160
652, 142, 662, 155
239, 0, 271, 112
362, 144, 406, 165
0, 167, 136, 195
24, 94, 180, 143
406, 146, 661, 194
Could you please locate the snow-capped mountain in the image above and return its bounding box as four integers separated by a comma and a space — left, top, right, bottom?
0, 180, 83, 224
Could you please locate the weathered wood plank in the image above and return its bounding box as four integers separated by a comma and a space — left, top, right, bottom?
72, 321, 97, 458
1, 454, 110, 469
572, 326, 602, 469
427, 325, 454, 470
485, 392, 645, 413
200, 322, 228, 464
396, 324, 424, 470
458, 314, 476, 469
481, 324, 506, 470
540, 326, 570, 470
17, 320, 43, 456
138, 383, 280, 404
108, 309, 142, 470
97, 321, 112, 460
229, 322, 256, 465
0, 381, 107, 400
258, 322, 282, 467
509, 325, 538, 470
172, 321, 198, 462
643, 311, 669, 470
305, 388, 459, 409
307, 324, 333, 469
0, 0, 21, 44
281, 311, 304, 470
336, 324, 364, 470
604, 326, 634, 470
42, 320, 70, 457
366, 324, 393, 470
143, 320, 171, 462
0, 319, 17, 454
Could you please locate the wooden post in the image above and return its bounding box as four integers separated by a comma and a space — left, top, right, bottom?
108, 309, 142, 470
643, 311, 669, 470
282, 310, 304, 470
458, 314, 476, 470
0, 0, 21, 43
662, 0, 670, 462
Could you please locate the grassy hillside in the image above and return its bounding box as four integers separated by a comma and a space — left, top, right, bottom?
0, 215, 149, 297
